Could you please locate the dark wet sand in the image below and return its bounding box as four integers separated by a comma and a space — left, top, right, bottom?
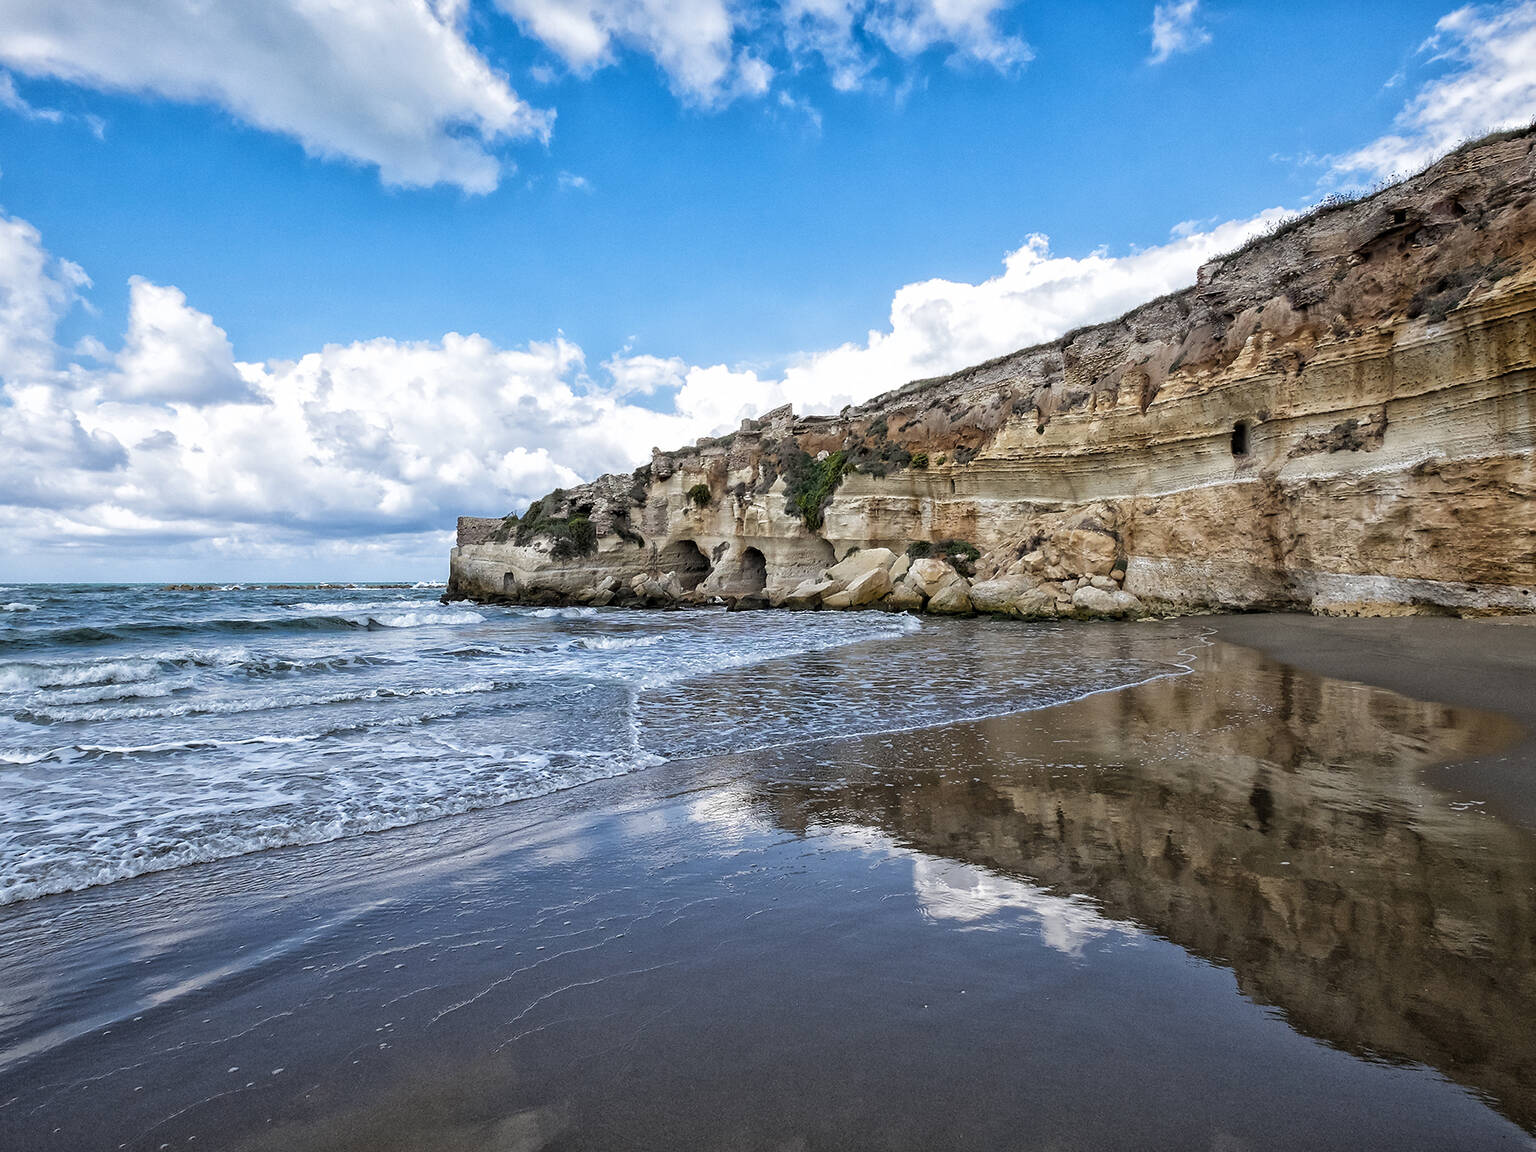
2, 615, 1535, 1151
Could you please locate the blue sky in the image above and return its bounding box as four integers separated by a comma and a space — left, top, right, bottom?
1, 0, 1534, 581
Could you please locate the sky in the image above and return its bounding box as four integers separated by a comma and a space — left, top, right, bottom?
1, 0, 1535, 582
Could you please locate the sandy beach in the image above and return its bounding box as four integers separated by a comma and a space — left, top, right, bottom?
2, 613, 1534, 1151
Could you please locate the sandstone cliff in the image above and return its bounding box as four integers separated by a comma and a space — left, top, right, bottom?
448, 128, 1536, 618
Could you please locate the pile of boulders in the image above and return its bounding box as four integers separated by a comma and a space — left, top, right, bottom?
767, 543, 1144, 619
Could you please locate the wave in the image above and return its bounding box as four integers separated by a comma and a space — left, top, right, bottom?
0, 658, 164, 693
0, 608, 485, 651
0, 650, 398, 696
15, 678, 520, 724
2, 602, 37, 612
575, 635, 661, 651
0, 747, 661, 906
0, 708, 464, 767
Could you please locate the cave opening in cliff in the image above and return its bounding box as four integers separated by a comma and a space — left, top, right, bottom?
739, 547, 767, 594
1231, 420, 1251, 457
657, 539, 712, 590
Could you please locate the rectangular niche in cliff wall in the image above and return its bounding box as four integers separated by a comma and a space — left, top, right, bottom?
1231, 421, 1251, 457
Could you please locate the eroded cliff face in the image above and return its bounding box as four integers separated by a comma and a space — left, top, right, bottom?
448, 129, 1536, 618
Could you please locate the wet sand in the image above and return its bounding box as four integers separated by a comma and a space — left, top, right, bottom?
2, 615, 1535, 1151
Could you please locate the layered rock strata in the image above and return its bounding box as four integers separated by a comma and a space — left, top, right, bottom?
448, 129, 1536, 618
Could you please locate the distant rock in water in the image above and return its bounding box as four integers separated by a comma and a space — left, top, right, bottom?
448, 128, 1536, 620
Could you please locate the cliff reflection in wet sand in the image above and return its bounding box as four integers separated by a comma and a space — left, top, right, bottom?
748, 638, 1536, 1132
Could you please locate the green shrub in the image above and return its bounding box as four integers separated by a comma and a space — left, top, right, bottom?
910, 452, 929, 469
686, 483, 712, 508
776, 445, 848, 531
515, 497, 599, 559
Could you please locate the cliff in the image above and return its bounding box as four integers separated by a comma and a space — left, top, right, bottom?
448, 128, 1536, 619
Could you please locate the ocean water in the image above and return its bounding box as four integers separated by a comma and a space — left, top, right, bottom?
0, 584, 1196, 906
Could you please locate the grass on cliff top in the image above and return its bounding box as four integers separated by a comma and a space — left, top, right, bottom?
1212, 120, 1536, 267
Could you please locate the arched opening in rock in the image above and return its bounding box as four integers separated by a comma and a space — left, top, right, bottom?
656, 539, 711, 590
739, 547, 767, 595
1231, 420, 1251, 457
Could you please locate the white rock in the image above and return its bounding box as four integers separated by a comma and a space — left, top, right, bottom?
968, 576, 1040, 615
1090, 575, 1117, 591
926, 581, 972, 615
785, 577, 840, 608
825, 547, 896, 584
909, 558, 952, 596
889, 554, 912, 581
1072, 585, 1143, 617
845, 566, 893, 606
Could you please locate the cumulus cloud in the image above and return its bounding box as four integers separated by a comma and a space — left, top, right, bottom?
1149, 0, 1211, 64
0, 0, 552, 193
0, 199, 1282, 578
1330, 0, 1536, 185
111, 278, 250, 405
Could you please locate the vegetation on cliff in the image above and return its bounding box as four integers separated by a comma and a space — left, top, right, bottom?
774, 445, 850, 531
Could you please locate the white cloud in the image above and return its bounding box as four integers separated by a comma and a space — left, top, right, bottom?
864, 0, 1031, 70
503, 0, 1027, 102
0, 0, 552, 193
0, 212, 88, 381
1149, 0, 1211, 64
1330, 0, 1536, 185
111, 278, 250, 405
0, 201, 1283, 578
0, 70, 63, 123
495, 0, 745, 104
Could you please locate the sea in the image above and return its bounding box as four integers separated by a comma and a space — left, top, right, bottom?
0, 583, 1194, 907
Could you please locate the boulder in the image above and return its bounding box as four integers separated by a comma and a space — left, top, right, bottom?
1012, 586, 1060, 619
927, 581, 973, 615
889, 554, 912, 581
887, 583, 925, 611
638, 579, 672, 605
968, 576, 1042, 616
845, 567, 893, 606
785, 577, 840, 609
1072, 585, 1143, 617
1090, 575, 1118, 591
1055, 529, 1118, 577
822, 590, 855, 609
825, 547, 896, 584
909, 558, 952, 597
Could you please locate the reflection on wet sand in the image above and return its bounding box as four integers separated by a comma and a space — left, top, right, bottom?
750, 638, 1536, 1131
